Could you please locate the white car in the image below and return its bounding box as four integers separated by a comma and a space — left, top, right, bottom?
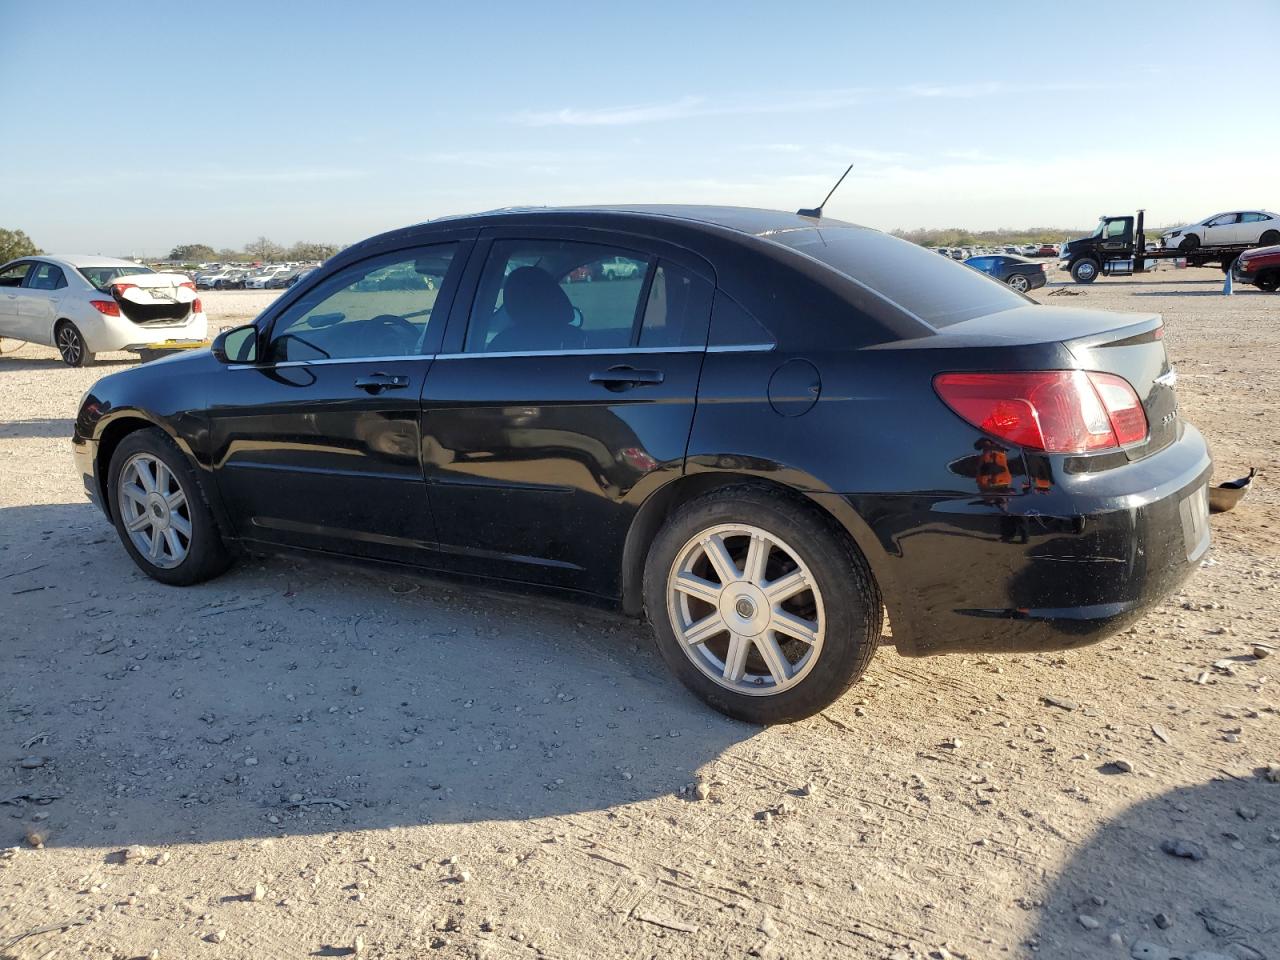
599, 255, 643, 280
244, 266, 290, 289
0, 255, 208, 366
1161, 210, 1280, 251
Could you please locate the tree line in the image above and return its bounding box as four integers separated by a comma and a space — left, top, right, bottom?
891, 226, 1089, 247
167, 238, 342, 264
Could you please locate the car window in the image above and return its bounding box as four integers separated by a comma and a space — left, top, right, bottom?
0, 262, 32, 288
78, 265, 155, 290
25, 262, 66, 291
637, 261, 713, 348
464, 239, 654, 353
1210, 214, 1239, 226
708, 290, 775, 348
1103, 220, 1127, 238
267, 244, 457, 362
1240, 212, 1268, 223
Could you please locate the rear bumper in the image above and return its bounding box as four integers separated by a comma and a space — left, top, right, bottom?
833, 423, 1213, 656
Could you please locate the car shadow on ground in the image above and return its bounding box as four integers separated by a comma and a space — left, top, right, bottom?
1031, 778, 1280, 959
1, 502, 756, 853
0, 356, 134, 372
0, 417, 75, 439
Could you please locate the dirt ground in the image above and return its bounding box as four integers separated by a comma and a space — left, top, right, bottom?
1, 271, 1278, 960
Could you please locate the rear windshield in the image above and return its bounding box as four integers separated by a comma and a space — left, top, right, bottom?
763, 225, 1026, 328
78, 264, 155, 291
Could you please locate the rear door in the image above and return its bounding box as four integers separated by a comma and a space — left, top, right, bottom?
17, 261, 67, 344
420, 228, 714, 596
206, 240, 469, 563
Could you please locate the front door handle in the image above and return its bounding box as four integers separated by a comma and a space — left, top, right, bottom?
354, 373, 409, 393
589, 366, 665, 391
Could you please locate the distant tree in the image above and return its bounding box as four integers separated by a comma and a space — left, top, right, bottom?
216, 248, 246, 262
168, 243, 217, 262
244, 236, 285, 261
0, 228, 41, 263
287, 241, 340, 262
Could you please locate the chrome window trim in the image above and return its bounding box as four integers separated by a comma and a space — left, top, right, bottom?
224, 342, 777, 371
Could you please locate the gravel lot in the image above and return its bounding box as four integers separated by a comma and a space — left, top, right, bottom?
1, 270, 1277, 959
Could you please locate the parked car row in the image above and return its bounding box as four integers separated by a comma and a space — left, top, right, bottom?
194, 263, 317, 290
934, 243, 1058, 261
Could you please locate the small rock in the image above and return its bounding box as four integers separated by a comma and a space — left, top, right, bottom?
24, 829, 46, 849
1131, 941, 1172, 960
19, 756, 46, 769
1237, 806, 1258, 821
1254, 645, 1272, 659
122, 845, 148, 863
249, 883, 266, 902
758, 914, 780, 938
1078, 914, 1100, 930
205, 929, 226, 944
1111, 759, 1135, 774
796, 783, 814, 797
1, 847, 18, 859
1109, 932, 1124, 948
694, 783, 710, 802
1153, 912, 1172, 929
1263, 764, 1280, 783
354, 934, 366, 954
1042, 696, 1078, 711
1160, 838, 1207, 861
153, 851, 170, 866
243, 756, 258, 767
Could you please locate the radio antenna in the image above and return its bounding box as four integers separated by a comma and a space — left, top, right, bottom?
797, 164, 853, 219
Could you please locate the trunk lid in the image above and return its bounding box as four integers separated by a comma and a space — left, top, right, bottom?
111, 272, 197, 324
931, 305, 1177, 459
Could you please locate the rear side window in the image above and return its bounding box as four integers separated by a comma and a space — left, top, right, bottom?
766, 227, 1024, 328
25, 263, 66, 290
638, 261, 713, 348
709, 291, 774, 347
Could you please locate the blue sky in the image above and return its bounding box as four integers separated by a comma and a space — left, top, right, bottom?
3, 1, 1277, 254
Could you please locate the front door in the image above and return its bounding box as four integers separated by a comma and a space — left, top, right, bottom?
420, 232, 713, 597
1203, 213, 1241, 245
206, 241, 467, 563
0, 261, 33, 338
17, 261, 66, 345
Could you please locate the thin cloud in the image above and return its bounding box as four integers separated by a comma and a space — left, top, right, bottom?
513, 89, 870, 127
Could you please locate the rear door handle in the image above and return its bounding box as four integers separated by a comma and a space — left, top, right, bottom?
589, 366, 665, 391
354, 373, 409, 393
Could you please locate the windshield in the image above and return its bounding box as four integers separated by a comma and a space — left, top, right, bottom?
764, 225, 1025, 328
78, 265, 155, 290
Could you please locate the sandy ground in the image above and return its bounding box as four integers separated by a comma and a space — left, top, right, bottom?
1, 270, 1278, 960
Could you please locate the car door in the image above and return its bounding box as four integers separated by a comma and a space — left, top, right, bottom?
0, 261, 33, 337
1203, 213, 1240, 245
17, 261, 66, 345
419, 228, 714, 596
206, 239, 470, 563
1239, 212, 1271, 245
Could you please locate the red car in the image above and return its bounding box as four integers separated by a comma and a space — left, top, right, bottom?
1234, 245, 1280, 292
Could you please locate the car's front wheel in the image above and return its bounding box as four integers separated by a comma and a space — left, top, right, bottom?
1180, 233, 1200, 252
55, 321, 95, 367
1258, 269, 1279, 292
644, 486, 881, 723
108, 428, 234, 586
1007, 273, 1031, 292
1070, 258, 1099, 283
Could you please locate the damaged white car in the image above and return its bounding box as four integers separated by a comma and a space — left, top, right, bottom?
0, 255, 208, 366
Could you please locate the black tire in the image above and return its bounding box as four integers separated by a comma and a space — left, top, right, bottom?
1181, 233, 1200, 253
1260, 230, 1279, 246
1258, 269, 1279, 293
55, 321, 95, 367
1007, 273, 1031, 293
1070, 259, 1100, 284
107, 428, 234, 586
643, 485, 882, 724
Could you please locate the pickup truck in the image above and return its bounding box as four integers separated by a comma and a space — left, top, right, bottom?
1233, 245, 1280, 292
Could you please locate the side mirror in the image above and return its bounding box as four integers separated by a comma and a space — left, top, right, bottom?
212, 324, 259, 364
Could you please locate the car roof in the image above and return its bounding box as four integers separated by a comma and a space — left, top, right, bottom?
32, 254, 146, 269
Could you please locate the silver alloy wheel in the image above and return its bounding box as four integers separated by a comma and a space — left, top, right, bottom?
1009, 274, 1030, 292
117, 452, 192, 569
57, 325, 83, 365
666, 523, 825, 697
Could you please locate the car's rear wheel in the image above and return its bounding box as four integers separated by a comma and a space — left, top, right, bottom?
1258, 269, 1279, 292
1070, 259, 1099, 283
1007, 273, 1031, 292
1221, 257, 1237, 274
108, 428, 233, 586
55, 321, 95, 367
1260, 230, 1279, 246
644, 486, 881, 723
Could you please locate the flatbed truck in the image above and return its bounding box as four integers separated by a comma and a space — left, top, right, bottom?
1058, 210, 1257, 283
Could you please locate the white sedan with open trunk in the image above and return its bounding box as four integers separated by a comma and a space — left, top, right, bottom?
0, 255, 208, 366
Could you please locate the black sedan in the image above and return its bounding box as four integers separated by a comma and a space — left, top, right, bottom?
72, 206, 1211, 723
965, 253, 1047, 293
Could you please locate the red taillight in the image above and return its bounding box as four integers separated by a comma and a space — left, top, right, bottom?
112, 282, 137, 298
180, 281, 196, 291
934, 370, 1148, 453
90, 300, 121, 316
192, 298, 203, 314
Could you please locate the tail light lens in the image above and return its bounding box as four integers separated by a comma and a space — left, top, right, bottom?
192, 298, 203, 314
90, 300, 121, 317
112, 282, 137, 298
180, 281, 196, 291
934, 370, 1148, 453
